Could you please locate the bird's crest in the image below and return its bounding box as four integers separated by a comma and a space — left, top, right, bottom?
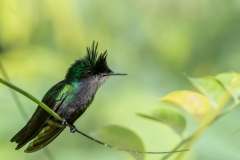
65, 41, 112, 82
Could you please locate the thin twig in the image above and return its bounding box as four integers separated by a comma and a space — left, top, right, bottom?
0, 77, 189, 154
67, 122, 189, 154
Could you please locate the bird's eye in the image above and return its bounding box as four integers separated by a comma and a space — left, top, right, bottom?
87, 70, 92, 74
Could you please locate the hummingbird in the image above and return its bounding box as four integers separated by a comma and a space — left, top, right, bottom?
10, 41, 127, 153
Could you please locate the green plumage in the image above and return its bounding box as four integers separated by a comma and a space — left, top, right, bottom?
65, 42, 111, 82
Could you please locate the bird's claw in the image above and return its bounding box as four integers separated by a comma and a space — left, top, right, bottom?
70, 126, 76, 133
61, 119, 68, 125
61, 118, 76, 133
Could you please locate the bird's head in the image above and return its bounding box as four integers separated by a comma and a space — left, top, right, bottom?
65, 41, 126, 83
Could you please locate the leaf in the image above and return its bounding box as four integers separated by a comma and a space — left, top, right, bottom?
160, 90, 210, 122
187, 76, 229, 109
91, 125, 145, 160
216, 72, 240, 102
137, 107, 186, 136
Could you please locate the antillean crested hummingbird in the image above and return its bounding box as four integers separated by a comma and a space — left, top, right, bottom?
11, 41, 127, 153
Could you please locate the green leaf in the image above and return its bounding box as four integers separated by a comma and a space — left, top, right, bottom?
160, 90, 210, 122
187, 76, 229, 109
216, 72, 240, 102
137, 108, 186, 136
91, 125, 145, 160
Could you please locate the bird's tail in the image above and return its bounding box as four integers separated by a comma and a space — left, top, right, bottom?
11, 126, 28, 144
24, 125, 65, 153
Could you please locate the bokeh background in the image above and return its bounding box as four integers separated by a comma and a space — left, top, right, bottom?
1, 0, 240, 160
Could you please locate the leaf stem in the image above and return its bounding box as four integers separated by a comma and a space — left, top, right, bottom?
216, 101, 240, 119
0, 77, 62, 121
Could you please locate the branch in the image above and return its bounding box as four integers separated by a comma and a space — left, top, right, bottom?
0, 77, 188, 154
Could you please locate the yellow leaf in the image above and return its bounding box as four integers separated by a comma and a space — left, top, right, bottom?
160, 90, 210, 122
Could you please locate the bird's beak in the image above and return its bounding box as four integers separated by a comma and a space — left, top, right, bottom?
109, 72, 127, 76
102, 72, 127, 76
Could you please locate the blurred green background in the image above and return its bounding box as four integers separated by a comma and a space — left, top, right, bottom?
1, 0, 240, 160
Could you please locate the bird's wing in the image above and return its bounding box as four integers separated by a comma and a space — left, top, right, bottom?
11, 80, 72, 150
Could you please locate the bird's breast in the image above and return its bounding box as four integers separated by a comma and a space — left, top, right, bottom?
56, 83, 98, 123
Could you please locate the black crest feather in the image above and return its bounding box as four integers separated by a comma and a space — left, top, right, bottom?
65, 41, 112, 81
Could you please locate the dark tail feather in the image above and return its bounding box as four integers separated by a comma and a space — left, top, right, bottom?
11, 126, 28, 144
24, 125, 65, 153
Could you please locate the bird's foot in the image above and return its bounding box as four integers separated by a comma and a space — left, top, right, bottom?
70, 125, 77, 133
61, 118, 76, 133
61, 118, 68, 125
